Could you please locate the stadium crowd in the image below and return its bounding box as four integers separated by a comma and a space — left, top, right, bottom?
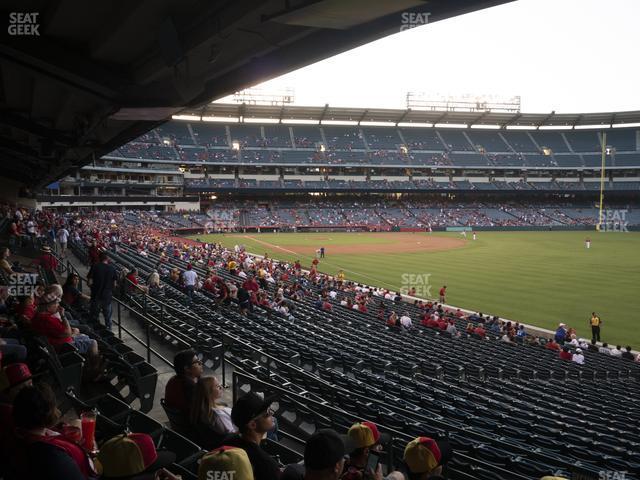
221, 200, 632, 230
0, 202, 638, 480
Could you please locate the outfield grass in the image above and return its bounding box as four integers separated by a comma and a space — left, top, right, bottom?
188, 231, 640, 348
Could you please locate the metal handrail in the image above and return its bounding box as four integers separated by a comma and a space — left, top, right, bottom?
112, 294, 189, 368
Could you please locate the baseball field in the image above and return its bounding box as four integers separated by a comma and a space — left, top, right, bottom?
188, 231, 640, 348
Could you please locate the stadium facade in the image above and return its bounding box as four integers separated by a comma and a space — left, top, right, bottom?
38, 103, 640, 232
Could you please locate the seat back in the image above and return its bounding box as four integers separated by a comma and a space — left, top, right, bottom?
160, 398, 193, 436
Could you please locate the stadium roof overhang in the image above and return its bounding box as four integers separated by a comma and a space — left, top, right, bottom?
184, 103, 640, 130
0, 0, 512, 188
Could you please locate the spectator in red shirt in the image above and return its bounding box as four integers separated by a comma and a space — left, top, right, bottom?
33, 246, 58, 276
473, 324, 486, 339
426, 315, 439, 329
32, 291, 98, 357
242, 276, 259, 293
559, 346, 573, 361
437, 317, 448, 330
15, 295, 36, 326
439, 285, 447, 303
545, 339, 561, 351
203, 273, 221, 293
126, 268, 148, 294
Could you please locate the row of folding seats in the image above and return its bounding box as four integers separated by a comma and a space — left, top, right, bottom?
106, 242, 640, 477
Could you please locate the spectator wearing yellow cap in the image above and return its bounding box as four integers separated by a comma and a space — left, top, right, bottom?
403, 437, 453, 480
199, 446, 254, 480
98, 432, 176, 480
341, 421, 390, 480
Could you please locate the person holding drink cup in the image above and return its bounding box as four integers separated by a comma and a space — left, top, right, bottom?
10, 383, 100, 479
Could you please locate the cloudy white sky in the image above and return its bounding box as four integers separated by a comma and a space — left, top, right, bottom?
218, 0, 640, 113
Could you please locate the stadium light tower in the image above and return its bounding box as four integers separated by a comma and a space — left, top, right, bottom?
596, 135, 613, 231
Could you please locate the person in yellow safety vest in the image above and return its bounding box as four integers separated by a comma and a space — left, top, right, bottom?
590, 312, 602, 343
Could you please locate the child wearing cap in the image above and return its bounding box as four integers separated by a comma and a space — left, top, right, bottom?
403, 437, 452, 480
341, 422, 388, 480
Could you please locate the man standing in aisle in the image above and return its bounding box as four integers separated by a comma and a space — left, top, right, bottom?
88, 251, 117, 330
57, 225, 70, 258
182, 263, 198, 305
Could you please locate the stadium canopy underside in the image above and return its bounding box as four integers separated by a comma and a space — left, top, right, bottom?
189, 103, 640, 130
0, 0, 511, 188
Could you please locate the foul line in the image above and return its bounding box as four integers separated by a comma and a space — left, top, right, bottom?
241, 235, 401, 291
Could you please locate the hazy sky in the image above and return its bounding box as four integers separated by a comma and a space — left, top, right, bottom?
218, 0, 640, 114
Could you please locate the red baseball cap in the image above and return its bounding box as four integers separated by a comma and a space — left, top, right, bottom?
1, 363, 32, 390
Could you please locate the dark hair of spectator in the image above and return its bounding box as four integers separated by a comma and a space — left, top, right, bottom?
173, 349, 197, 375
